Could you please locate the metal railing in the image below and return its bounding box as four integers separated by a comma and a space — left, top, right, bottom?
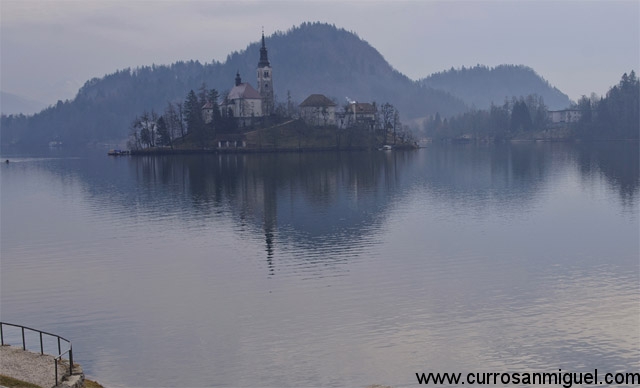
0, 322, 74, 386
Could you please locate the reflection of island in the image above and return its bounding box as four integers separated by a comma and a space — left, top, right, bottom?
123, 151, 411, 275
70, 143, 638, 276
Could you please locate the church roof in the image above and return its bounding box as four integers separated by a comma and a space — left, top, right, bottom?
299, 94, 337, 107
227, 83, 261, 100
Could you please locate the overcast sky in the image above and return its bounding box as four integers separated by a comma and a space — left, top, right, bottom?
1, 0, 638, 109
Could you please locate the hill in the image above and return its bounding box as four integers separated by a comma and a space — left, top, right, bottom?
1, 22, 465, 149
1, 23, 574, 150
1, 91, 47, 115
420, 64, 572, 110
227, 23, 466, 118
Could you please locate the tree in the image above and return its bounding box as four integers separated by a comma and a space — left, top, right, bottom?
175, 102, 186, 138
510, 100, 532, 132
380, 103, 395, 136
129, 110, 159, 149
525, 94, 548, 131
184, 90, 205, 146
393, 108, 401, 144
156, 116, 172, 148
164, 102, 183, 141
572, 71, 639, 139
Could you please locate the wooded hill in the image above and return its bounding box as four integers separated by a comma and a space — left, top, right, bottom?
1, 22, 572, 149
420, 64, 571, 110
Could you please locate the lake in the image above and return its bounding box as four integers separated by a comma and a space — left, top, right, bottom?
1, 143, 638, 387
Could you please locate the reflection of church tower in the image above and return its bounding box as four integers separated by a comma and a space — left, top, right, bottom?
263, 174, 277, 276
257, 31, 274, 116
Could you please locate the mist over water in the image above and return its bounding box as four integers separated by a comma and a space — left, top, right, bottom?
1, 143, 638, 387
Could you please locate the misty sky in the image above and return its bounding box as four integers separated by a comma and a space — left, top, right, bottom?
1, 0, 638, 110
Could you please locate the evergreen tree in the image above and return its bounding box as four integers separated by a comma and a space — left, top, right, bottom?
184, 90, 204, 136
510, 100, 532, 132
156, 116, 172, 148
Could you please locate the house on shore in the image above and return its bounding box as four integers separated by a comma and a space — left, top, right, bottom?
337, 102, 377, 130
547, 109, 581, 125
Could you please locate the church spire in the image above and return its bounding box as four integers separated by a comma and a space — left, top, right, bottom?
235, 70, 241, 86
258, 30, 270, 68
257, 28, 274, 116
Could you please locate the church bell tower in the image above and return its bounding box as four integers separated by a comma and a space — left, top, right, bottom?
257, 31, 274, 116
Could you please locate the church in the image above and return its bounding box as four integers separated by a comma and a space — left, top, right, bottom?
220, 32, 274, 125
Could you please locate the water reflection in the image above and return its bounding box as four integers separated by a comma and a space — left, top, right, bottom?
573, 142, 639, 208
5, 143, 637, 275
1, 142, 638, 387
104, 143, 637, 277
123, 152, 412, 277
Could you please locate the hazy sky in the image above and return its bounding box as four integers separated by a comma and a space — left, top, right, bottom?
1, 0, 638, 109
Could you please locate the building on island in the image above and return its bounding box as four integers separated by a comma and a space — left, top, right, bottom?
206, 31, 382, 134
218, 32, 274, 127
202, 101, 215, 124
299, 94, 337, 126
547, 109, 581, 125
336, 102, 378, 130
221, 72, 263, 125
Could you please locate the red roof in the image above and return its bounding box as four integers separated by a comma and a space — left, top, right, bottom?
353, 102, 376, 114
227, 83, 261, 100
299, 94, 337, 107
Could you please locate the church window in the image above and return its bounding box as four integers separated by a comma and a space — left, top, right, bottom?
264, 71, 269, 78
265, 83, 269, 89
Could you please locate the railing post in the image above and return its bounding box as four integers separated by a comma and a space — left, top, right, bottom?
69, 347, 74, 375
0, 323, 3, 346
58, 337, 61, 355
21, 327, 25, 350
40, 332, 44, 354
55, 358, 59, 386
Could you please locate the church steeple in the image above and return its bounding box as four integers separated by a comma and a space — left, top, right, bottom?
258, 31, 270, 68
257, 29, 274, 116
235, 71, 242, 86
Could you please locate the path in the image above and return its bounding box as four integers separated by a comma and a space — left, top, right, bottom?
0, 345, 67, 388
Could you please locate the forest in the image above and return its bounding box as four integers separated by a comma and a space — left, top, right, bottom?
423, 72, 639, 141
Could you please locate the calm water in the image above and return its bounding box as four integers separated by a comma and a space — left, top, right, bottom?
1, 143, 638, 388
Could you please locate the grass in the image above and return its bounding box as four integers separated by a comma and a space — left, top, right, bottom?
0, 374, 42, 388
0, 373, 104, 388
85, 378, 105, 388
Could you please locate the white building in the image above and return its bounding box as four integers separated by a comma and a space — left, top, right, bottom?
337, 102, 378, 129
221, 72, 263, 126
547, 109, 581, 124
220, 32, 275, 126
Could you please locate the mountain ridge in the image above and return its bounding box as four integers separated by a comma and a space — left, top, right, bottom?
1, 22, 570, 148
420, 64, 571, 110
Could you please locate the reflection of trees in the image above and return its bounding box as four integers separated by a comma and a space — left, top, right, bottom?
416, 143, 551, 211
126, 151, 410, 276
126, 142, 639, 241
573, 142, 639, 208
115, 143, 638, 275
416, 142, 639, 212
